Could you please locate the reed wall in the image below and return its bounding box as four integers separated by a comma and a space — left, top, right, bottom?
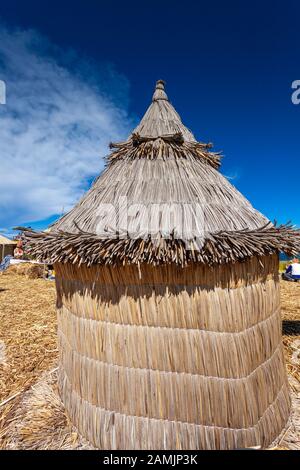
55, 254, 290, 449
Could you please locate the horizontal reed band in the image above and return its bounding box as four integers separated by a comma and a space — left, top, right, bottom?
56, 253, 290, 449
59, 370, 290, 450
58, 305, 282, 377
59, 334, 287, 427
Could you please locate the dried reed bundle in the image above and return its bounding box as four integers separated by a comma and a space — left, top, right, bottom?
0, 371, 94, 450
0, 272, 57, 403
54, 254, 291, 449
8, 263, 44, 279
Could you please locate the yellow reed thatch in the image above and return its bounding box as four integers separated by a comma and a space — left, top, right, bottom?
7, 263, 44, 279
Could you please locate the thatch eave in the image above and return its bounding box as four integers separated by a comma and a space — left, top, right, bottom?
24, 223, 300, 267
108, 137, 221, 169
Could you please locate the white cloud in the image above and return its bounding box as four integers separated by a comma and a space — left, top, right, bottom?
0, 25, 133, 229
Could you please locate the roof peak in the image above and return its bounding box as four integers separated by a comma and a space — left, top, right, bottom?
130, 79, 196, 142
152, 79, 168, 101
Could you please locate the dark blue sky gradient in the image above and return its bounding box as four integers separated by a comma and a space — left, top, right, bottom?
1, 0, 299, 227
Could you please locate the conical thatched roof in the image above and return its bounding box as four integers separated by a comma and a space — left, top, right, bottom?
131, 79, 196, 142
26, 80, 300, 265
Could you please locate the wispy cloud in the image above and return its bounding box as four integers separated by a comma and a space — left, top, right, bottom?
0, 25, 133, 231
223, 169, 240, 181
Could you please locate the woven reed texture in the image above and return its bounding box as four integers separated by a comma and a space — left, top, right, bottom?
55, 254, 291, 449
52, 150, 267, 237
24, 80, 300, 264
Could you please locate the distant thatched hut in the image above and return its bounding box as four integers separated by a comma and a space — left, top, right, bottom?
26, 81, 300, 449
0, 235, 17, 262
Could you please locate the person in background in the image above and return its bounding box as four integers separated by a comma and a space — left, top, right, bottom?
282, 258, 300, 281
14, 239, 24, 259
45, 265, 55, 280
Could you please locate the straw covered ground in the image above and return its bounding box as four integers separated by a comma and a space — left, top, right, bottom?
0, 269, 299, 450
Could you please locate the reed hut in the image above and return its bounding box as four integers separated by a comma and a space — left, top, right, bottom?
0, 235, 17, 262
26, 80, 300, 450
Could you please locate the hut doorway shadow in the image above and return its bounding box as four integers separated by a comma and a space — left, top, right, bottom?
282, 320, 300, 336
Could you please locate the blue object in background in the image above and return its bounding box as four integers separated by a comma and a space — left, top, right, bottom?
0, 255, 13, 272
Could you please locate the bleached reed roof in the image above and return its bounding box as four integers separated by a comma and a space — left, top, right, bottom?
26, 80, 300, 265
0, 235, 17, 245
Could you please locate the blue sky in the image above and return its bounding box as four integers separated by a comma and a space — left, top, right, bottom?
0, 0, 299, 237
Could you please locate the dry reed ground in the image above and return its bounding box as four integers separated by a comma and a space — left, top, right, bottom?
0, 269, 299, 450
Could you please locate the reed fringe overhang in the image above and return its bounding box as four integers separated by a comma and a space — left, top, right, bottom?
108, 134, 221, 169
24, 223, 300, 267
